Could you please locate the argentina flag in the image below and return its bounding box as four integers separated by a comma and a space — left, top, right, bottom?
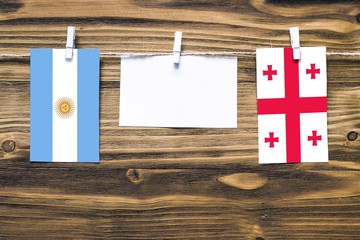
30, 49, 100, 162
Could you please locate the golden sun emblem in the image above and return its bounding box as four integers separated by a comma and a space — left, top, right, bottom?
55, 97, 75, 119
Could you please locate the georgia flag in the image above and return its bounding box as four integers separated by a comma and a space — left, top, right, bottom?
256, 47, 328, 164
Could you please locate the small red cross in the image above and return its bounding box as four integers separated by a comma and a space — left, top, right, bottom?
306, 63, 320, 79
263, 65, 277, 80
308, 130, 322, 146
265, 132, 279, 148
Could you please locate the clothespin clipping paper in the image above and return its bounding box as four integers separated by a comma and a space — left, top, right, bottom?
173, 31, 182, 64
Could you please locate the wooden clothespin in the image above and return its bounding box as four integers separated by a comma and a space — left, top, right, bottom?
173, 31, 182, 64
290, 27, 300, 60
65, 26, 76, 60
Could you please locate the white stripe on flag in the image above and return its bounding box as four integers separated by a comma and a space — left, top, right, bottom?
52, 49, 78, 162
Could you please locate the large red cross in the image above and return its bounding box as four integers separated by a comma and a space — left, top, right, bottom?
306, 63, 320, 79
258, 48, 327, 163
308, 130, 322, 146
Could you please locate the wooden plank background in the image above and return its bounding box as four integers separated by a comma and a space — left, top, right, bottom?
0, 0, 359, 239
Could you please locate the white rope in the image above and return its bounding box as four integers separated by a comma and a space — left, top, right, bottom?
324, 52, 360, 56
0, 51, 359, 58
0, 53, 30, 57
110, 51, 257, 57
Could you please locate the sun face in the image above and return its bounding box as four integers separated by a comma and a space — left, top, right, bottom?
55, 97, 75, 119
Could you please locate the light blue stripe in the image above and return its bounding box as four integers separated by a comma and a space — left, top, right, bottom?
77, 49, 100, 163
30, 49, 53, 162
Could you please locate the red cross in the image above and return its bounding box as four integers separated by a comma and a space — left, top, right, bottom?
306, 63, 320, 79
265, 132, 279, 148
257, 48, 327, 163
308, 130, 322, 146
263, 65, 277, 80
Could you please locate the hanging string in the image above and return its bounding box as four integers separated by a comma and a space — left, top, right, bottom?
0, 51, 359, 58
103, 51, 257, 57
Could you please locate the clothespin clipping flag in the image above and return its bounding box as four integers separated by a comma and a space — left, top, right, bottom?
30, 49, 100, 162
256, 47, 328, 164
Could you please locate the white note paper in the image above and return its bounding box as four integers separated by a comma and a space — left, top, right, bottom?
119, 56, 237, 128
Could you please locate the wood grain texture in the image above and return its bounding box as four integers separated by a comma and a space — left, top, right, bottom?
0, 0, 359, 239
